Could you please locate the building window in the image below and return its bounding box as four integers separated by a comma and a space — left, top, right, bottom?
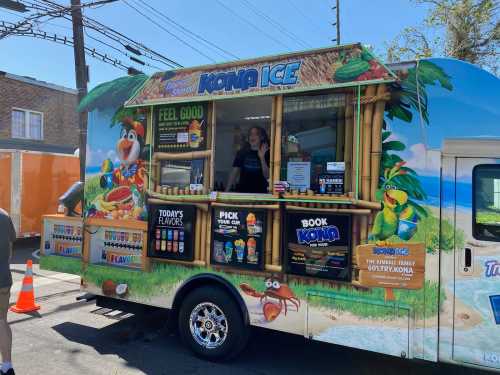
473, 164, 500, 242
11, 109, 43, 140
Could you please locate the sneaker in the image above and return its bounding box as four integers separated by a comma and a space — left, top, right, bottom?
1, 369, 15, 375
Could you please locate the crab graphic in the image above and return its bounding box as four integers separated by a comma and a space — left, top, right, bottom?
240, 278, 300, 322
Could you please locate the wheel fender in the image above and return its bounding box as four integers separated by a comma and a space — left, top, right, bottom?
171, 273, 250, 326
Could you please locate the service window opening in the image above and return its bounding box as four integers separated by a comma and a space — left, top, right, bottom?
281, 93, 346, 193
214, 96, 273, 193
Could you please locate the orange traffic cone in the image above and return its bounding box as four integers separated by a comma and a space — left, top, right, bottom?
10, 260, 40, 313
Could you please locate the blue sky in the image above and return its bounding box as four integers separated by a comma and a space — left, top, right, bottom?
388, 58, 500, 187
0, 0, 431, 89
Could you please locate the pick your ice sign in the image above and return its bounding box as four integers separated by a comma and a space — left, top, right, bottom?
296, 217, 340, 245
198, 61, 301, 94
218, 211, 240, 225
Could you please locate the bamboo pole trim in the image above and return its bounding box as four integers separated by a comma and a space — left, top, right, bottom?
271, 210, 280, 266
361, 85, 376, 202
149, 191, 210, 201
151, 258, 206, 267
153, 150, 212, 160
351, 92, 391, 105
199, 212, 207, 262
148, 198, 209, 211
264, 264, 282, 272
285, 205, 372, 215
370, 84, 387, 202
211, 202, 280, 210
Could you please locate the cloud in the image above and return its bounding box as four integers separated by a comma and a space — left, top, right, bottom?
106, 150, 120, 165
385, 131, 407, 145
85, 144, 120, 170
405, 143, 441, 176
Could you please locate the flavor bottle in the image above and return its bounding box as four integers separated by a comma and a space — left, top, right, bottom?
188, 119, 202, 148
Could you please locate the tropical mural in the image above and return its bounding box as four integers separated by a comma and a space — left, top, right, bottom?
372, 58, 500, 368
79, 75, 151, 221
370, 60, 456, 251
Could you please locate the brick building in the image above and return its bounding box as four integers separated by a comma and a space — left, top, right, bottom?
0, 71, 79, 154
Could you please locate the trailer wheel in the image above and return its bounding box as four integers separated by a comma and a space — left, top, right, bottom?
178, 285, 249, 361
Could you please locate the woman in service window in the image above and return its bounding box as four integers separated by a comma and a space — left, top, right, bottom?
226, 126, 270, 194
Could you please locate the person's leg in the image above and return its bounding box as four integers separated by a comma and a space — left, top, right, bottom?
0, 287, 12, 367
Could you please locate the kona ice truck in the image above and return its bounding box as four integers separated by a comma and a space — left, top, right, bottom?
40, 43, 500, 370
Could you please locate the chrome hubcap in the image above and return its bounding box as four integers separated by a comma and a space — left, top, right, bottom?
189, 302, 228, 349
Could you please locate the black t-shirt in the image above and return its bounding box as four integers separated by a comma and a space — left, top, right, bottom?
0, 208, 15, 288
232, 148, 270, 193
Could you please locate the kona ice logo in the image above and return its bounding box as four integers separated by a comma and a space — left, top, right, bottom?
373, 247, 409, 256
296, 218, 340, 245
198, 61, 301, 94
485, 260, 500, 277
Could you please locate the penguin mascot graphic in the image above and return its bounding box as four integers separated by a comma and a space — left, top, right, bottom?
112, 117, 147, 190
100, 117, 147, 192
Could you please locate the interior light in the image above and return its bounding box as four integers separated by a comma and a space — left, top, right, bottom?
243, 115, 271, 121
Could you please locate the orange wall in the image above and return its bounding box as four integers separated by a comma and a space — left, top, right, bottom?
21, 153, 79, 235
0, 152, 11, 213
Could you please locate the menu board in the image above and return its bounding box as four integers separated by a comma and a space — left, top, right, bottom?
155, 103, 207, 152
211, 207, 266, 270
148, 204, 195, 261
285, 211, 351, 280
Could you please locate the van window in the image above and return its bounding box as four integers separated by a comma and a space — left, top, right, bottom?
473, 164, 500, 241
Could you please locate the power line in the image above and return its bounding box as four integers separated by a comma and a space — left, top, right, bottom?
83, 27, 162, 70
23, 0, 183, 68
122, 0, 217, 63
0, 7, 26, 18
133, 0, 239, 61
0, 21, 128, 71
238, 0, 311, 49
288, 0, 331, 40
83, 17, 182, 68
214, 0, 292, 51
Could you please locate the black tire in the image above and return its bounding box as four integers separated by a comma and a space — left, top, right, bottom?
178, 285, 249, 361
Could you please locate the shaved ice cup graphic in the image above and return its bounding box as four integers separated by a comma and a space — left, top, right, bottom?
397, 219, 418, 240
224, 241, 233, 263
235, 239, 245, 263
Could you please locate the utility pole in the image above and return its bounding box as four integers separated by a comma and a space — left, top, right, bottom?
70, 0, 88, 182
332, 0, 340, 45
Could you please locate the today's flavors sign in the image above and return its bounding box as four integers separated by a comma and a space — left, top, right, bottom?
285, 212, 351, 281
148, 204, 196, 261
355, 243, 426, 289
211, 207, 266, 270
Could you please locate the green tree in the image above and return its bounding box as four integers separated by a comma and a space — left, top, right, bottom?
386, 0, 499, 75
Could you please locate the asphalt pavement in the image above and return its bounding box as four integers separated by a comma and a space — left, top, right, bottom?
6, 239, 491, 375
